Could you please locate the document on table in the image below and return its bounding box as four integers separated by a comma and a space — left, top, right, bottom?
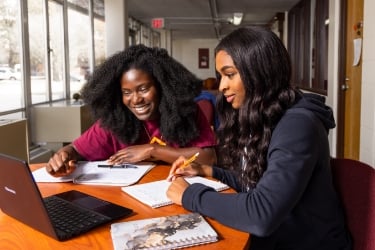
32, 161, 155, 186
122, 176, 229, 208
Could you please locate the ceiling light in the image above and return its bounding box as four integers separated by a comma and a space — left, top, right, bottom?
233, 13, 243, 25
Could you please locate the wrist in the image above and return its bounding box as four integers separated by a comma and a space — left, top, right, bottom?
148, 143, 157, 159
201, 165, 213, 177
59, 145, 78, 160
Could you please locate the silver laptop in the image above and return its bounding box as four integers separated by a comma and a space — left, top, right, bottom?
0, 153, 133, 241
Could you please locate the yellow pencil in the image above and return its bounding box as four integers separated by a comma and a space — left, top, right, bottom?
179, 152, 200, 170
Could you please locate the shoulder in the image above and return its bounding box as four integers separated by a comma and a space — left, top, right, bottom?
276, 108, 324, 135
269, 107, 328, 155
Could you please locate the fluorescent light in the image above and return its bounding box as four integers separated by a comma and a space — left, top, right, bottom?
233, 13, 243, 25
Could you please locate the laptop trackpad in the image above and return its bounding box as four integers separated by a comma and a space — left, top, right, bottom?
54, 190, 132, 219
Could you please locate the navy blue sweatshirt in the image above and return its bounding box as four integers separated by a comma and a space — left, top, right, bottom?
182, 93, 352, 250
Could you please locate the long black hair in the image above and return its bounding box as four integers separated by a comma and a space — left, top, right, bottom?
81, 44, 203, 146
214, 27, 301, 188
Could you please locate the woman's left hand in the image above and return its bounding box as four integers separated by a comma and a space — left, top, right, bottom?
166, 177, 190, 205
107, 144, 154, 164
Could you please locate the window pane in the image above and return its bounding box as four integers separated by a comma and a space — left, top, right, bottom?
28, 0, 48, 104
68, 2, 90, 96
93, 0, 104, 16
49, 1, 65, 100
94, 0, 105, 66
68, 0, 88, 9
0, 0, 23, 112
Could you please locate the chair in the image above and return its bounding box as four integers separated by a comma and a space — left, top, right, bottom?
330, 158, 375, 250
196, 99, 214, 129
195, 90, 219, 130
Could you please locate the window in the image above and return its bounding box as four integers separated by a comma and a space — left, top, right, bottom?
68, 0, 105, 96
0, 0, 105, 116
49, 1, 65, 101
152, 31, 161, 48
0, 0, 23, 112
93, 2, 105, 66
68, 1, 91, 96
288, 0, 329, 94
128, 17, 140, 46
0, 0, 105, 147
28, 0, 48, 104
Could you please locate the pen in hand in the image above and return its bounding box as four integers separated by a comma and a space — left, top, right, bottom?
173, 152, 199, 175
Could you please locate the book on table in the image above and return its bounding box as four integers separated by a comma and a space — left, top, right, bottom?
121, 176, 229, 208
110, 213, 218, 250
32, 161, 155, 186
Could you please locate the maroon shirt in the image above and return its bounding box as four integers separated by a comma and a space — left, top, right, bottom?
73, 108, 216, 160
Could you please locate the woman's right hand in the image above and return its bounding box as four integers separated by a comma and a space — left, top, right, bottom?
166, 156, 209, 181
45, 147, 77, 177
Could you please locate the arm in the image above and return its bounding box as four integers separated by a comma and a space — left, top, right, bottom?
149, 144, 216, 165
46, 121, 123, 176
173, 112, 325, 236
108, 144, 216, 165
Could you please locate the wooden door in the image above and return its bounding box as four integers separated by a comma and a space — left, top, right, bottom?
337, 0, 363, 159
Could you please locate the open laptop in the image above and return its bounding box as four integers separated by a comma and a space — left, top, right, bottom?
0, 153, 133, 241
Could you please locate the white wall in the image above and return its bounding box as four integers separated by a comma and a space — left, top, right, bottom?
172, 39, 219, 80
360, 0, 375, 166
326, 0, 341, 157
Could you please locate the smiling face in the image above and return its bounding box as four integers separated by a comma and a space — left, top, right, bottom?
215, 50, 246, 109
121, 68, 160, 121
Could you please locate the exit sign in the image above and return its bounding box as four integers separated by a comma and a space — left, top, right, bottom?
151, 18, 164, 29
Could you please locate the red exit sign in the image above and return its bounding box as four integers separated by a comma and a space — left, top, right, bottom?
151, 18, 164, 29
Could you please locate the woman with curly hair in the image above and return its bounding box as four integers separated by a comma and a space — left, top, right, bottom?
46, 44, 216, 177
166, 27, 352, 249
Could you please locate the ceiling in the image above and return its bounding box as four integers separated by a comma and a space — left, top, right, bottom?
126, 0, 300, 40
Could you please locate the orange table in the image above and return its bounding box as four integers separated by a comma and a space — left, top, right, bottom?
0, 164, 250, 249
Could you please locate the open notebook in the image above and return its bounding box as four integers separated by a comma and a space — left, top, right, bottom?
32, 161, 155, 186
122, 176, 229, 208
110, 213, 218, 250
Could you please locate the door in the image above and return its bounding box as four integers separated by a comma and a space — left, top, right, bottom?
337, 0, 364, 159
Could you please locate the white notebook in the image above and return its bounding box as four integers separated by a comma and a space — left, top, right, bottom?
121, 176, 229, 208
32, 161, 155, 186
110, 213, 218, 250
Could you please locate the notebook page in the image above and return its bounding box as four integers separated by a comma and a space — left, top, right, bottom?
33, 161, 155, 186
73, 161, 155, 186
121, 176, 229, 208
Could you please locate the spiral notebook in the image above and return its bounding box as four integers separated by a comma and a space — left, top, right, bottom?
121, 176, 229, 208
110, 213, 218, 250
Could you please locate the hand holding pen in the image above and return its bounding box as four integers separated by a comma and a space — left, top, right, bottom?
167, 152, 199, 181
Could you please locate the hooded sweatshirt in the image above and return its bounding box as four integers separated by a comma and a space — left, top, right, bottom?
181, 93, 352, 250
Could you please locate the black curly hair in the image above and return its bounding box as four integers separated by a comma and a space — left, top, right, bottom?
214, 27, 302, 189
81, 44, 203, 146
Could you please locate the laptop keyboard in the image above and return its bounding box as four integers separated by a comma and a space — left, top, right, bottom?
44, 196, 110, 240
